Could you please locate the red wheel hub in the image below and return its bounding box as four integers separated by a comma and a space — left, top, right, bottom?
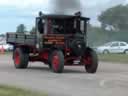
52, 53, 60, 71
83, 55, 92, 65
14, 51, 20, 65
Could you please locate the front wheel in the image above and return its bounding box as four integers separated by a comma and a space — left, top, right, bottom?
124, 49, 128, 54
49, 50, 64, 73
81, 48, 98, 73
13, 48, 29, 69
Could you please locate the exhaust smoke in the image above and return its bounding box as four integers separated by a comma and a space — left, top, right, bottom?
51, 0, 81, 14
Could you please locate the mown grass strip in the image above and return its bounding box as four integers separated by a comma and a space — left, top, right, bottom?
98, 54, 128, 63
0, 85, 48, 96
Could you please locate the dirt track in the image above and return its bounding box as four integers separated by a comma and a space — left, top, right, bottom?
0, 54, 128, 96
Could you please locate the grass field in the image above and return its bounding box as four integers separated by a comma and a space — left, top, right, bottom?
98, 54, 128, 63
0, 85, 47, 96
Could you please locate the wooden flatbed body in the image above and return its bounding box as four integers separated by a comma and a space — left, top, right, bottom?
6, 33, 36, 46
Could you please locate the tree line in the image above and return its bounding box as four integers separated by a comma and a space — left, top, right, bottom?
16, 24, 35, 34
88, 4, 128, 46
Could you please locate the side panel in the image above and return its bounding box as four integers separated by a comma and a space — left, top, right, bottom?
6, 33, 36, 46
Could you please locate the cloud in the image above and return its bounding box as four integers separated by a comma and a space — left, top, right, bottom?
0, 0, 127, 33
0, 0, 52, 33
0, 0, 50, 9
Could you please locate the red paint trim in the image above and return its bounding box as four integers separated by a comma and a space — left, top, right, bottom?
65, 48, 71, 53
64, 56, 83, 65
29, 56, 48, 64
40, 50, 49, 60
29, 49, 49, 64
82, 55, 92, 65
14, 44, 35, 48
52, 52, 60, 71
14, 50, 20, 65
65, 56, 80, 62
65, 64, 83, 66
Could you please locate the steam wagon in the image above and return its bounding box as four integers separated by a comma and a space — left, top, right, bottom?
7, 12, 98, 73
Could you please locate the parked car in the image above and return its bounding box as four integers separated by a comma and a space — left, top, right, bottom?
95, 41, 128, 54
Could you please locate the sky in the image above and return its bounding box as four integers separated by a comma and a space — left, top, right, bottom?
0, 0, 127, 33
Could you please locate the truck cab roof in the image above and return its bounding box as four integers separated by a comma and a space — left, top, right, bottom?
37, 14, 90, 20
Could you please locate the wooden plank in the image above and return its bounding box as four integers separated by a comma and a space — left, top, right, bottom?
7, 33, 36, 46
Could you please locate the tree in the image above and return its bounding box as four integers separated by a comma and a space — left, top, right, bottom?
98, 4, 128, 42
16, 24, 27, 33
0, 34, 5, 37
87, 24, 110, 46
30, 27, 36, 34
98, 4, 128, 32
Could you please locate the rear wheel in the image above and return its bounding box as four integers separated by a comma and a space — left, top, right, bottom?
13, 48, 29, 69
81, 48, 98, 73
49, 50, 64, 73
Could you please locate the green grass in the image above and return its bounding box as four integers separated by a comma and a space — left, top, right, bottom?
98, 54, 128, 63
0, 85, 47, 96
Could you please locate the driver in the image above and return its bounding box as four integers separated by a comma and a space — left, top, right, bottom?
38, 11, 44, 34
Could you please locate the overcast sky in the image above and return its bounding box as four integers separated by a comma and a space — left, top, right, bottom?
0, 0, 127, 33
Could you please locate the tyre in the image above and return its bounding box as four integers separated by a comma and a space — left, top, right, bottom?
103, 50, 109, 54
124, 49, 128, 54
13, 48, 29, 69
49, 50, 64, 73
48, 51, 52, 69
82, 48, 98, 73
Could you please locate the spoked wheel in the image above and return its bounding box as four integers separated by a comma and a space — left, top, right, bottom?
49, 50, 64, 73
81, 48, 98, 73
13, 48, 29, 69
